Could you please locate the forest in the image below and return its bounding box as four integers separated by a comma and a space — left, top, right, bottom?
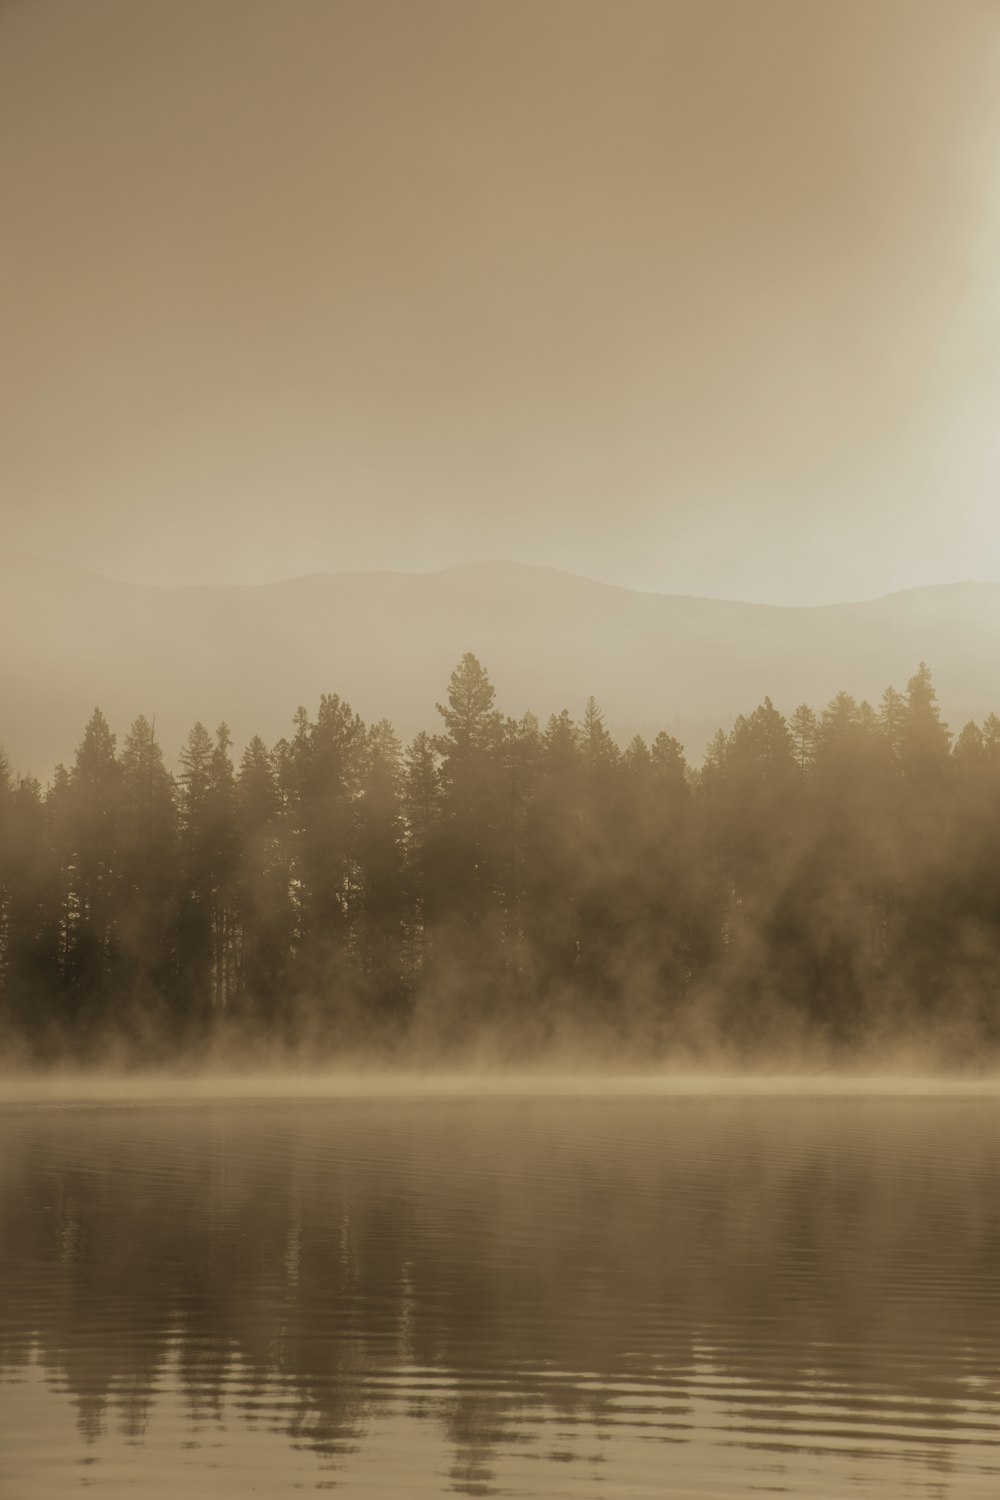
1, 653, 999, 1066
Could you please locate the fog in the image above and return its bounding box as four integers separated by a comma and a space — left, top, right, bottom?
4, 5, 1000, 1074
4, 1, 1000, 603
4, 1071, 1000, 1109
3, 652, 1000, 1080
6, 8, 1000, 1497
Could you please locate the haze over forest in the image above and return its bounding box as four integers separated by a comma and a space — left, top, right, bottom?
3, 647, 1000, 1070
6, 551, 1000, 778
8, 10, 1000, 1500
3, 1, 1000, 1072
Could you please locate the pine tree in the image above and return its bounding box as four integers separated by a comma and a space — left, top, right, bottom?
208, 724, 239, 1012
497, 712, 542, 992
403, 731, 441, 986
118, 715, 177, 1007
623, 734, 653, 778
789, 704, 817, 776
291, 695, 366, 1017
651, 732, 686, 790
902, 662, 951, 782
433, 655, 504, 927
67, 708, 122, 1009
355, 720, 408, 1023
435, 653, 502, 760
176, 722, 217, 1029
701, 727, 729, 788
983, 713, 1000, 765
878, 686, 907, 770
816, 691, 861, 763
236, 735, 290, 1018
580, 696, 618, 776
953, 720, 984, 772
2, 774, 65, 1043
574, 698, 626, 1012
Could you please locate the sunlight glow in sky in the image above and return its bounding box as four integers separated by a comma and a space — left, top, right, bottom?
3, 0, 1000, 603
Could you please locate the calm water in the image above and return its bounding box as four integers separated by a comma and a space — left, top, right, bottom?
2, 1085, 1000, 1498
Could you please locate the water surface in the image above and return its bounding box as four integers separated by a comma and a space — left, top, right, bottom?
2, 1084, 1000, 1497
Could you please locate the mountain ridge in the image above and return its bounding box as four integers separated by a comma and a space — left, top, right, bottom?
3, 551, 1000, 777
5, 548, 996, 609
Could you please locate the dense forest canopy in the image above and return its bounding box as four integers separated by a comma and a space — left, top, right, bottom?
1, 654, 997, 1067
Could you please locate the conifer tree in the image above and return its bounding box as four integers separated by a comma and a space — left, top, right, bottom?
902, 662, 951, 781
518, 711, 584, 1004
953, 721, 984, 772
208, 724, 239, 1011
236, 735, 290, 1016
67, 708, 121, 1006
176, 722, 217, 1027
982, 713, 1000, 764
118, 715, 177, 1004
2, 774, 65, 1042
878, 686, 907, 770
354, 720, 408, 1022
433, 655, 504, 927
497, 712, 542, 993
789, 705, 818, 776
291, 695, 366, 1014
403, 731, 441, 986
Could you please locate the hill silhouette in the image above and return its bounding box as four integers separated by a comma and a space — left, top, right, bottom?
2, 551, 998, 772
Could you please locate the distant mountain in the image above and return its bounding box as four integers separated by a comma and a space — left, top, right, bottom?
2, 552, 1000, 776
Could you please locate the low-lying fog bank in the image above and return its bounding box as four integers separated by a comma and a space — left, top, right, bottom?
3, 1066, 1000, 1107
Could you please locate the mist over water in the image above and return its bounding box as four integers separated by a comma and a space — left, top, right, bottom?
4, 629, 1000, 1500
6, 1, 1000, 1493
2, 1084, 1000, 1498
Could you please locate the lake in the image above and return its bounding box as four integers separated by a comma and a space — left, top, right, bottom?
2, 1081, 1000, 1497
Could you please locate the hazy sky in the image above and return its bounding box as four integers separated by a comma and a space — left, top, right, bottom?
3, 0, 1000, 604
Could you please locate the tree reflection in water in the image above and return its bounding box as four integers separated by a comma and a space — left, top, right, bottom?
2, 1093, 1000, 1497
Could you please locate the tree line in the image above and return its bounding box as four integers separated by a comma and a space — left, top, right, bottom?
1, 653, 998, 1063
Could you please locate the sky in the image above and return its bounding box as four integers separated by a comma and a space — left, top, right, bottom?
2, 0, 1000, 605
